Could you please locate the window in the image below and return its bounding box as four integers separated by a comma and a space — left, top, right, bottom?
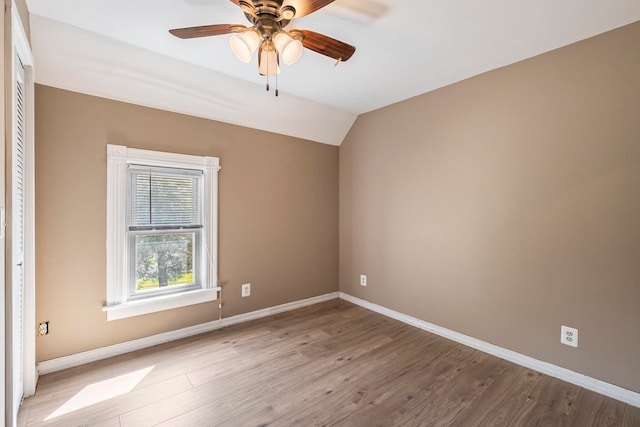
104, 145, 220, 321
128, 165, 203, 297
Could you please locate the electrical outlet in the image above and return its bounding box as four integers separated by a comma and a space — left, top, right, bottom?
241, 283, 251, 297
561, 325, 578, 348
360, 274, 367, 287
39, 321, 49, 336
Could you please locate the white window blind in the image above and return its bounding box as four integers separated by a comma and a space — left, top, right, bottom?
128, 166, 203, 230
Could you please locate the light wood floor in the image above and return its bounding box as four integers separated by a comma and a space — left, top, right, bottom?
19, 299, 640, 426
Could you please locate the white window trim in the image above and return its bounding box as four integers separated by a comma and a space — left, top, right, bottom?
103, 144, 220, 321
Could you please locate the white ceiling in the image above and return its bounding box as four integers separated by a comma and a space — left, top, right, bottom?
25, 0, 640, 145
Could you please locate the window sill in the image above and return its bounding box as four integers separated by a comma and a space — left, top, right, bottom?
103, 288, 219, 321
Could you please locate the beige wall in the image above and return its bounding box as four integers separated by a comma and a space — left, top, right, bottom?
35, 85, 338, 361
339, 22, 640, 392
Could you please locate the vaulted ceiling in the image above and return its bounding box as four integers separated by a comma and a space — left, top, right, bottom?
26, 0, 640, 145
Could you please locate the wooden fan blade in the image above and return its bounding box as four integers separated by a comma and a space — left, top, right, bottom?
169, 24, 246, 39
283, 0, 337, 18
296, 29, 356, 61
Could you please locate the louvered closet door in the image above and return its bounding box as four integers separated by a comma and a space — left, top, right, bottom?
12, 52, 26, 412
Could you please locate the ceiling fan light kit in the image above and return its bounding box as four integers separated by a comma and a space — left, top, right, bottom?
258, 41, 280, 75
170, 0, 356, 95
229, 29, 261, 63
273, 31, 304, 65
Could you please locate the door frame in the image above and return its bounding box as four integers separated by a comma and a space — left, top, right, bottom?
12, 0, 36, 398
5, 3, 36, 424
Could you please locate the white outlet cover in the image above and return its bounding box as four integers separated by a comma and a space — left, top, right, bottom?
561, 325, 578, 348
242, 283, 251, 297
360, 275, 367, 287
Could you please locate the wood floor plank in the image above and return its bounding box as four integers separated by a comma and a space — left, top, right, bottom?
583, 395, 627, 426
120, 378, 271, 427
449, 367, 544, 426
334, 350, 496, 427
19, 300, 638, 427
279, 340, 475, 426
25, 374, 192, 426
510, 398, 571, 427
623, 403, 640, 426
528, 375, 583, 416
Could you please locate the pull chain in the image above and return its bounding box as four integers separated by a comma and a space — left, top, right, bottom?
263, 49, 278, 96
266, 48, 270, 92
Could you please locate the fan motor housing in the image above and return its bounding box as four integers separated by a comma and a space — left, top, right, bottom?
245, 0, 294, 40
256, 17, 280, 39
252, 0, 285, 16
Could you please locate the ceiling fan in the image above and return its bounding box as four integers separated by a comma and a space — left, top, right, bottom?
169, 0, 356, 94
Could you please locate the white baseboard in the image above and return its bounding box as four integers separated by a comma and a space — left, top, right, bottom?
38, 292, 339, 375
338, 292, 640, 408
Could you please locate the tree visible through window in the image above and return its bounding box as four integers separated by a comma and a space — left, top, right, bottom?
135, 233, 194, 289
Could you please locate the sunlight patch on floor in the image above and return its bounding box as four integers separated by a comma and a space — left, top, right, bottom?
45, 366, 154, 421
